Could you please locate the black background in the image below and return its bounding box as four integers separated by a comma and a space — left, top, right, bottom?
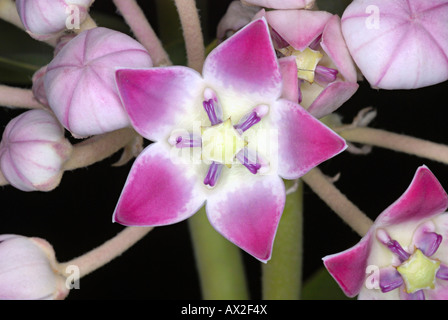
1, 0, 447, 300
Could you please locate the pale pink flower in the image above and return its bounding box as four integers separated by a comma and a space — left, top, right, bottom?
261, 9, 359, 118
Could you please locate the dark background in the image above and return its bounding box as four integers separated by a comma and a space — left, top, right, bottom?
0, 0, 447, 300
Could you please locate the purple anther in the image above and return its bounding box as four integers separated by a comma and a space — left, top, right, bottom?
376, 229, 410, 262
298, 79, 303, 104
236, 148, 261, 174
436, 264, 448, 281
204, 162, 223, 187
309, 34, 322, 51
404, 290, 425, 300
315, 65, 338, 84
417, 232, 443, 257
203, 88, 223, 126
379, 267, 404, 293
271, 28, 289, 50
169, 131, 201, 148
234, 105, 269, 133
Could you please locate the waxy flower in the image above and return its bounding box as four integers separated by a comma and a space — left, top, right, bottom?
262, 10, 359, 119
341, 0, 448, 89
324, 166, 448, 300
16, 0, 93, 40
0, 109, 72, 192
113, 19, 346, 262
44, 27, 153, 137
0, 235, 69, 300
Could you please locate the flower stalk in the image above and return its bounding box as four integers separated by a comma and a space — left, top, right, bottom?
174, 0, 205, 72
58, 226, 153, 280
337, 126, 448, 166
262, 179, 303, 300
188, 207, 249, 300
112, 0, 171, 66
63, 127, 138, 171
0, 85, 44, 109
302, 167, 373, 237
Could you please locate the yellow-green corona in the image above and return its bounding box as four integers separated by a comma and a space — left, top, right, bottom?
201, 118, 247, 166
397, 249, 441, 294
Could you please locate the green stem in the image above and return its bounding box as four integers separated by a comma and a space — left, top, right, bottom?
262, 179, 303, 300
188, 207, 249, 299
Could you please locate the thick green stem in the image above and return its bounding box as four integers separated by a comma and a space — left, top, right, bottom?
262, 179, 303, 300
188, 207, 249, 299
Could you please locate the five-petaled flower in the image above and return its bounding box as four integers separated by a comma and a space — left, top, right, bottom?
324, 165, 448, 300
113, 18, 346, 262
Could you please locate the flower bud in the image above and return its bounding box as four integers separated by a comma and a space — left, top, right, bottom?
0, 235, 69, 300
16, 0, 93, 40
0, 109, 72, 192
31, 66, 49, 107
341, 0, 448, 89
44, 27, 153, 137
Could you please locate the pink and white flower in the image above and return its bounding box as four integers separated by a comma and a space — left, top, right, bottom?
341, 0, 448, 89
262, 9, 359, 119
324, 166, 448, 300
0, 109, 72, 192
0, 235, 69, 300
113, 18, 346, 262
44, 27, 153, 138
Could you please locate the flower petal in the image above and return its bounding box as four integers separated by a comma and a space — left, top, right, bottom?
306, 81, 359, 119
323, 232, 373, 297
278, 56, 299, 103
205, 170, 285, 262
113, 142, 206, 226
116, 66, 205, 141
320, 15, 358, 83
203, 18, 282, 106
270, 99, 347, 179
265, 10, 333, 51
376, 166, 448, 227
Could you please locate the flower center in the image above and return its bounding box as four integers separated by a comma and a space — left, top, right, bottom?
376, 228, 448, 299
169, 88, 269, 188
201, 118, 247, 166
279, 47, 323, 83
397, 249, 441, 294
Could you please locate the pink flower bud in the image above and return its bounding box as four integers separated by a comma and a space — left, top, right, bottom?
0, 235, 69, 300
0, 109, 72, 192
44, 27, 153, 137
341, 0, 448, 89
16, 0, 93, 40
32, 66, 49, 107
